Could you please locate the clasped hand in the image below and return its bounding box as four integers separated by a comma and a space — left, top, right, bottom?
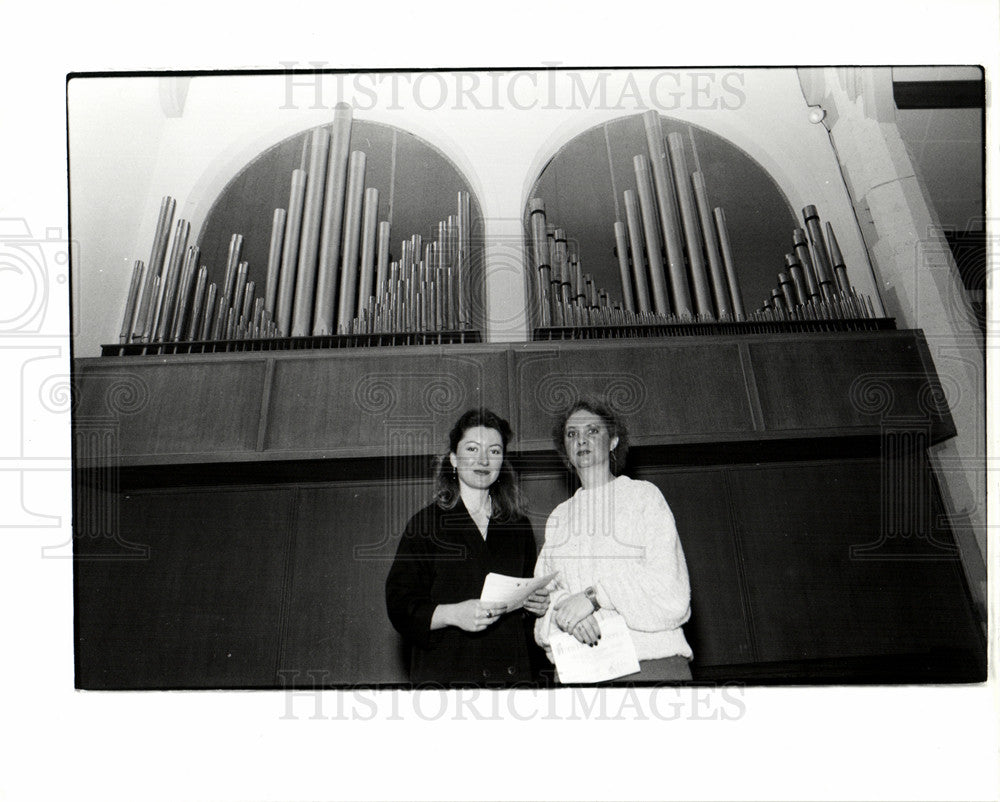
553, 592, 601, 646
522, 585, 551, 617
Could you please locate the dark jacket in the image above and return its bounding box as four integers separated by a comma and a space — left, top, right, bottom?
385, 500, 538, 686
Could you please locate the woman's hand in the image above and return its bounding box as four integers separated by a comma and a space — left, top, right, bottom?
523, 585, 551, 617
553, 592, 596, 633
571, 615, 601, 646
433, 600, 507, 632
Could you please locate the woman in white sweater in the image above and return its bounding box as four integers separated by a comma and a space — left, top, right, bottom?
534, 399, 693, 682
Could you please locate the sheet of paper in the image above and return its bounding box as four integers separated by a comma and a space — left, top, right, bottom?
480, 572, 557, 611
549, 610, 640, 683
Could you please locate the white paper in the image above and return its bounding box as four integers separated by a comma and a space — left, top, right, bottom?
549, 610, 640, 683
480, 572, 557, 610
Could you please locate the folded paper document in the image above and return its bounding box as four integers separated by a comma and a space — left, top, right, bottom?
480, 572, 557, 611
550, 610, 640, 683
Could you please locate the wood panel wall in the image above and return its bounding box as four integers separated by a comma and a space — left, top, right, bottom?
73, 331, 956, 466
72, 331, 982, 688
75, 446, 984, 689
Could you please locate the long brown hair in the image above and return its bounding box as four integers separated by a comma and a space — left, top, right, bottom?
434, 408, 525, 521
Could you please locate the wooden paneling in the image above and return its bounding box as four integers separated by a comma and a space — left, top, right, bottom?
263, 348, 510, 456
74, 358, 267, 464
74, 448, 984, 688
634, 467, 753, 668
74, 330, 958, 466
728, 458, 982, 666
511, 341, 756, 449
520, 470, 574, 551
748, 333, 951, 434
75, 487, 293, 689
279, 480, 434, 686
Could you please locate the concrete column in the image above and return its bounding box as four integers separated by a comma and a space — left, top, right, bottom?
798, 68, 987, 624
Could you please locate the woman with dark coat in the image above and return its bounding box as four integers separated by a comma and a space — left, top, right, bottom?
385, 408, 549, 686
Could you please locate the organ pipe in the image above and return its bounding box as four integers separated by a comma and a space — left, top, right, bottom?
713, 208, 746, 320
667, 132, 714, 318
276, 169, 307, 335
642, 111, 691, 317
691, 172, 732, 319
119, 260, 144, 343
313, 103, 354, 335
356, 187, 380, 319
291, 126, 331, 336
632, 154, 672, 316
336, 150, 367, 332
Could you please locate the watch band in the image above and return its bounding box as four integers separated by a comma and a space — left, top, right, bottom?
584, 585, 600, 611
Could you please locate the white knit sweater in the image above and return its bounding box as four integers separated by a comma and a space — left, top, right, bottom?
534, 475, 693, 663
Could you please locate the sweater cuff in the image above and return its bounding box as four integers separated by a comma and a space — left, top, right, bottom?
593, 580, 614, 612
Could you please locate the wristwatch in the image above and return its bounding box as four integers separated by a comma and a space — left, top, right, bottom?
584, 586, 600, 612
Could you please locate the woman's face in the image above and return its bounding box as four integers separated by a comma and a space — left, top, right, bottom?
563, 410, 619, 474
449, 425, 504, 491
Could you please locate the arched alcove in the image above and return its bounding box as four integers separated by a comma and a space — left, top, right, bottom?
524, 113, 799, 322
197, 118, 486, 334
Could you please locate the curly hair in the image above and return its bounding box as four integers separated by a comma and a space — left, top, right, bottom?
551, 397, 630, 476
433, 407, 525, 520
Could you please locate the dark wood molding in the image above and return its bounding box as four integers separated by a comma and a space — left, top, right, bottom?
893, 79, 985, 109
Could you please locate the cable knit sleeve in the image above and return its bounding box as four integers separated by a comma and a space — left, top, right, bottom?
594, 481, 691, 633
532, 509, 571, 655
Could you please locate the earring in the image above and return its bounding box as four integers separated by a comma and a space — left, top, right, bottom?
610, 450, 617, 470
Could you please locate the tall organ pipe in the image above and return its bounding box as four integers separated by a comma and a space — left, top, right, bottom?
667, 132, 714, 317
622, 190, 652, 314
132, 196, 175, 341
642, 112, 692, 317
356, 187, 380, 318
186, 267, 208, 341
291, 126, 331, 336
375, 220, 391, 301
275, 169, 307, 334
264, 208, 286, 316
314, 103, 354, 335
336, 151, 367, 332
528, 198, 552, 327
712, 207, 745, 320
458, 191, 471, 327
792, 228, 820, 301
613, 221, 636, 313
221, 233, 244, 308
119, 260, 144, 343
825, 222, 851, 293
152, 219, 190, 342
632, 154, 672, 316
691, 173, 731, 318
802, 205, 835, 292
